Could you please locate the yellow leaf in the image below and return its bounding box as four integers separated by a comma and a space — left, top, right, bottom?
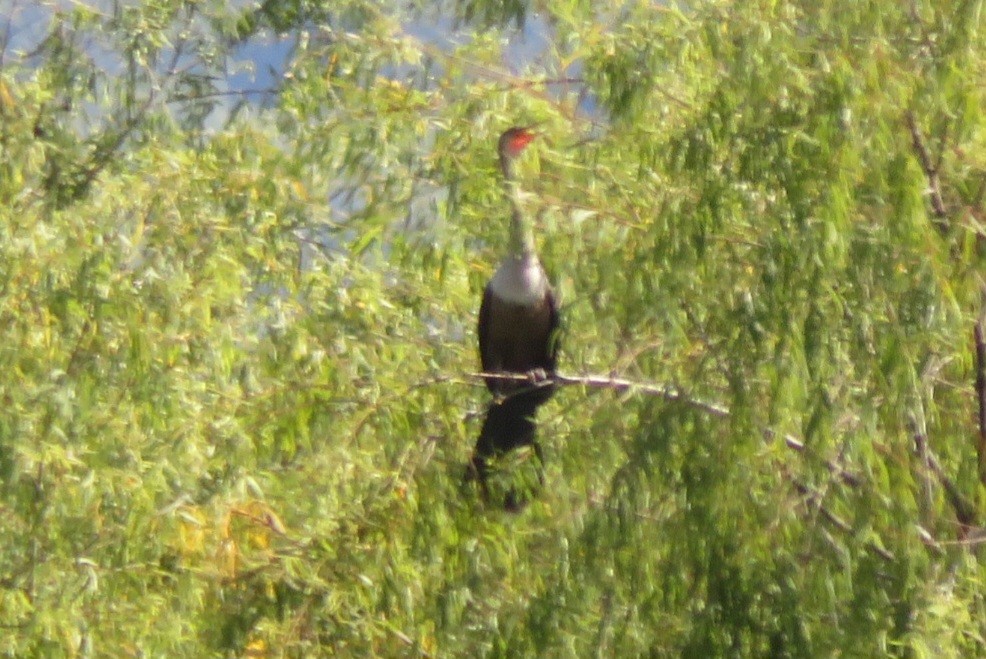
244, 636, 268, 657
217, 538, 238, 578
0, 78, 15, 114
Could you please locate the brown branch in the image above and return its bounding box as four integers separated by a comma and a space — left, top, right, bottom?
556, 372, 731, 417
911, 424, 977, 532
905, 111, 949, 229
915, 525, 945, 555
933, 117, 950, 175
907, 0, 938, 60
474, 370, 729, 416
766, 430, 862, 488
793, 481, 895, 562
472, 371, 861, 486
976, 308, 986, 487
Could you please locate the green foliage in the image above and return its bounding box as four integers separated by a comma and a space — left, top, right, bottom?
2, 0, 986, 655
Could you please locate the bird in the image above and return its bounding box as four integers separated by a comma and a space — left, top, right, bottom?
468, 126, 561, 508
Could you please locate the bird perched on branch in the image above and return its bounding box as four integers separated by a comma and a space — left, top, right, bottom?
468, 126, 561, 509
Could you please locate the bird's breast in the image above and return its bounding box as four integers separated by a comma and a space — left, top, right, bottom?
488, 254, 549, 305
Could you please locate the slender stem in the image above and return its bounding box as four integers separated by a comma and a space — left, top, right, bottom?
974, 314, 986, 486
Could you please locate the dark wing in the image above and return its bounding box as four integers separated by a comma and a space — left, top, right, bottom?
542, 286, 561, 374
478, 283, 497, 374
478, 282, 558, 397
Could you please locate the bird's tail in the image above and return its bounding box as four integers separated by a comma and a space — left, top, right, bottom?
467, 394, 545, 511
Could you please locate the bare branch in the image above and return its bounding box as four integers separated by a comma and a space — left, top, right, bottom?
474, 370, 728, 414
911, 423, 977, 530
472, 371, 861, 486
794, 480, 895, 562
765, 430, 863, 488
905, 111, 949, 228
975, 301, 986, 487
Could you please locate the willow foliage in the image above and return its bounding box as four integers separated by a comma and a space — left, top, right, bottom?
1, 0, 985, 655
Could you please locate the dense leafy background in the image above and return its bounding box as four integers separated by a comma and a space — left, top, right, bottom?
2, 0, 986, 656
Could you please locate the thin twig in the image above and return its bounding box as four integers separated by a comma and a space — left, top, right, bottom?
975, 296, 986, 487
766, 430, 862, 487
793, 480, 895, 562
166, 88, 279, 103
937, 526, 986, 547
933, 117, 950, 175
473, 370, 727, 415
911, 424, 977, 531
907, 1, 938, 61
472, 371, 861, 486
905, 111, 949, 228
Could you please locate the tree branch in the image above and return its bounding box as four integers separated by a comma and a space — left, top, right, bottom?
793, 480, 895, 562
975, 301, 986, 487
905, 111, 949, 229
472, 371, 861, 487
911, 422, 978, 532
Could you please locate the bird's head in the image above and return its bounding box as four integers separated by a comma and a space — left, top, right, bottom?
498, 126, 538, 162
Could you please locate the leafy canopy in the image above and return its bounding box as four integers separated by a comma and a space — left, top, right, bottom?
1, 0, 986, 656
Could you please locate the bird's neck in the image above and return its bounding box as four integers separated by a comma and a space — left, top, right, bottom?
506, 181, 536, 257
501, 157, 536, 258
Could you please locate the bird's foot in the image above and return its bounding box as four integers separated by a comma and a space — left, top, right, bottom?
526, 368, 551, 385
